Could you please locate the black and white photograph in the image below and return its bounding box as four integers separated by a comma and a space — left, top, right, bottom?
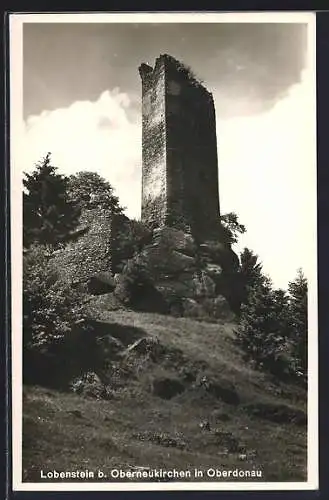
10, 12, 317, 491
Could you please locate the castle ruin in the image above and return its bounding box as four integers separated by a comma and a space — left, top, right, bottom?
50, 54, 240, 319
139, 54, 220, 242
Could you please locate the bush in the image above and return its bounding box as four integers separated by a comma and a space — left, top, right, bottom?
114, 257, 167, 313
111, 215, 153, 273
23, 245, 92, 387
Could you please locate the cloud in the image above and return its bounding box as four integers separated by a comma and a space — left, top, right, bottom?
217, 67, 316, 287
24, 22, 307, 119
19, 68, 315, 288
21, 88, 142, 218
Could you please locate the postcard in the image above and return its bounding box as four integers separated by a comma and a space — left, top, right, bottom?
9, 11, 318, 492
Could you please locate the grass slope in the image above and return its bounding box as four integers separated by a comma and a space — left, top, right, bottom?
23, 310, 307, 483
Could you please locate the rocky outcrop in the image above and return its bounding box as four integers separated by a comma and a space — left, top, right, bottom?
113, 226, 240, 318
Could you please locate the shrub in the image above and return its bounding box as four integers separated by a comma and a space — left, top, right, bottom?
114, 256, 167, 313
23, 245, 92, 387
111, 215, 153, 273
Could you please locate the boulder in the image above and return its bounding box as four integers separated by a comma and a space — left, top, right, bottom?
181, 298, 201, 317
125, 337, 160, 356
95, 334, 125, 361
205, 262, 223, 278
141, 246, 196, 278
112, 225, 240, 317
193, 270, 216, 298
199, 241, 239, 270
204, 296, 233, 319
70, 372, 112, 400
152, 226, 197, 256
181, 295, 231, 320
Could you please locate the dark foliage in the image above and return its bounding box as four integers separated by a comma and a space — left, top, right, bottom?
23, 244, 94, 387
235, 267, 308, 384
23, 154, 80, 247
111, 215, 153, 273
288, 269, 308, 381
235, 277, 293, 379
220, 212, 246, 245
114, 257, 168, 313
67, 171, 123, 214
239, 247, 265, 306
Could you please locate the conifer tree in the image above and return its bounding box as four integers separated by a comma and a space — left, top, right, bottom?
235, 276, 292, 377
23, 153, 80, 247
288, 268, 308, 378
239, 247, 265, 305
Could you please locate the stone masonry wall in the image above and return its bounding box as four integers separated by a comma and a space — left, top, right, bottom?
164, 56, 220, 241
139, 59, 167, 229
139, 54, 221, 242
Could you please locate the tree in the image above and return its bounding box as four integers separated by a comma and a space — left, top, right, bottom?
235, 277, 292, 378
220, 212, 246, 245
67, 171, 123, 215
239, 247, 265, 305
288, 268, 308, 379
23, 153, 80, 247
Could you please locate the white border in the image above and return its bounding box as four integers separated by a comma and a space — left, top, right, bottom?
10, 11, 318, 492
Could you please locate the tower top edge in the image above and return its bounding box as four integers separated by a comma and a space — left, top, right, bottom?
139, 54, 213, 96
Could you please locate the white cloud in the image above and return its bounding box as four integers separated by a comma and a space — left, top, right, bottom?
20, 88, 142, 218
19, 69, 316, 289
217, 67, 316, 288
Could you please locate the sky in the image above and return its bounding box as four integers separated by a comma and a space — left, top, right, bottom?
18, 16, 316, 289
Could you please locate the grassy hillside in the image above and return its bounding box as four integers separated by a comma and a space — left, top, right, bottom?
23, 309, 307, 483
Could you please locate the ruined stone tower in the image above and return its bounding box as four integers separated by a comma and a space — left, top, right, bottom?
139, 54, 220, 242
